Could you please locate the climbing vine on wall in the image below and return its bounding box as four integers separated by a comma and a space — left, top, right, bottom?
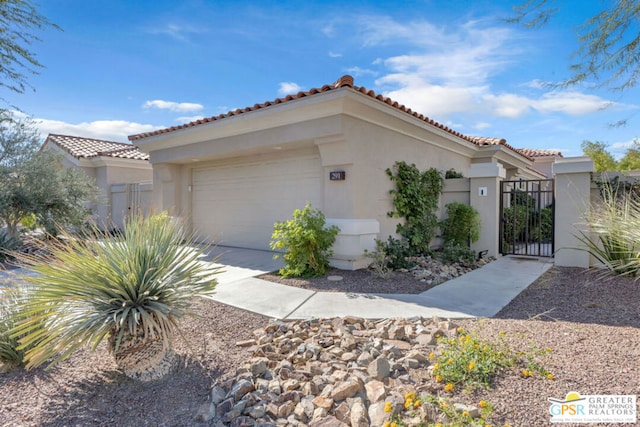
386, 161, 444, 255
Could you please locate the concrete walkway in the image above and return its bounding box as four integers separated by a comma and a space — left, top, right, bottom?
0, 246, 553, 320
204, 247, 553, 320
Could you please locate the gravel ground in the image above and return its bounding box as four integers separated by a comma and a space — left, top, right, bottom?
1, 266, 639, 426
258, 268, 440, 294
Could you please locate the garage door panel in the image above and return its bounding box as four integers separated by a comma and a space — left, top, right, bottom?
192, 153, 323, 249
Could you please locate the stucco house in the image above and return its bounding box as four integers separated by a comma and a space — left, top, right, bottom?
42, 134, 153, 230
128, 75, 558, 268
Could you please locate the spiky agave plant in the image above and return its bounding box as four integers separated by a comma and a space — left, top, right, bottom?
0, 286, 33, 369
11, 213, 219, 381
576, 179, 640, 276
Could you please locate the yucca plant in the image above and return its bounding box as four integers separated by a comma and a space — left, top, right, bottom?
11, 213, 220, 381
576, 179, 640, 276
0, 286, 32, 368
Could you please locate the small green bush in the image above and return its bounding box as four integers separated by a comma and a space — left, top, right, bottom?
19, 214, 38, 232
440, 202, 481, 247
381, 236, 415, 270
445, 168, 464, 179
363, 239, 393, 279
531, 206, 553, 243
270, 204, 339, 278
440, 241, 477, 265
502, 205, 528, 251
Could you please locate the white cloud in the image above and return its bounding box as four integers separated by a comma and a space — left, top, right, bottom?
34, 117, 162, 142
356, 15, 450, 48
321, 23, 336, 37
482, 93, 532, 118
482, 91, 614, 118
522, 79, 548, 89
278, 82, 303, 96
143, 99, 204, 113
532, 91, 613, 115
611, 139, 639, 150
345, 66, 377, 77
354, 16, 620, 121
328, 51, 342, 58
146, 23, 207, 41
474, 121, 492, 130
381, 78, 482, 118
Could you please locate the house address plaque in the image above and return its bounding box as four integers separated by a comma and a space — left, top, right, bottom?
329, 171, 346, 181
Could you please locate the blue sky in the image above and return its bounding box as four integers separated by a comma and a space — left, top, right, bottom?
4, 0, 640, 158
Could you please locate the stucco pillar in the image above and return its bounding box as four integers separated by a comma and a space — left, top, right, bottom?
552, 157, 594, 268
469, 162, 506, 258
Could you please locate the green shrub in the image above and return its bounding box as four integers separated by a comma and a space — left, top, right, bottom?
381, 236, 415, 270
502, 205, 528, 251
531, 206, 553, 243
19, 214, 38, 231
386, 161, 444, 255
363, 239, 393, 279
440, 241, 477, 265
440, 202, 481, 247
11, 213, 220, 380
270, 204, 339, 278
0, 229, 20, 263
445, 168, 464, 179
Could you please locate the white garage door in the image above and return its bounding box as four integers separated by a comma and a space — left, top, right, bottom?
192, 150, 323, 249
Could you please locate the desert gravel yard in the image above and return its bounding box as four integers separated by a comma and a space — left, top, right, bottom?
1, 266, 639, 426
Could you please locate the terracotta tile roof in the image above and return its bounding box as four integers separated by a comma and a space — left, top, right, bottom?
45, 134, 149, 161
517, 148, 563, 158
468, 136, 506, 146
126, 75, 523, 160
466, 136, 531, 160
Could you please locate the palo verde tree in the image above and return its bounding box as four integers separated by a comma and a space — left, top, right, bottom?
0, 112, 98, 239
0, 0, 59, 96
509, 1, 640, 93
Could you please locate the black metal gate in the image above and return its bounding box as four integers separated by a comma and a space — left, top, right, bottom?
499, 179, 555, 257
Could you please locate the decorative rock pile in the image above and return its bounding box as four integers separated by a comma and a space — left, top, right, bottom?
195, 317, 480, 426
406, 256, 493, 285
